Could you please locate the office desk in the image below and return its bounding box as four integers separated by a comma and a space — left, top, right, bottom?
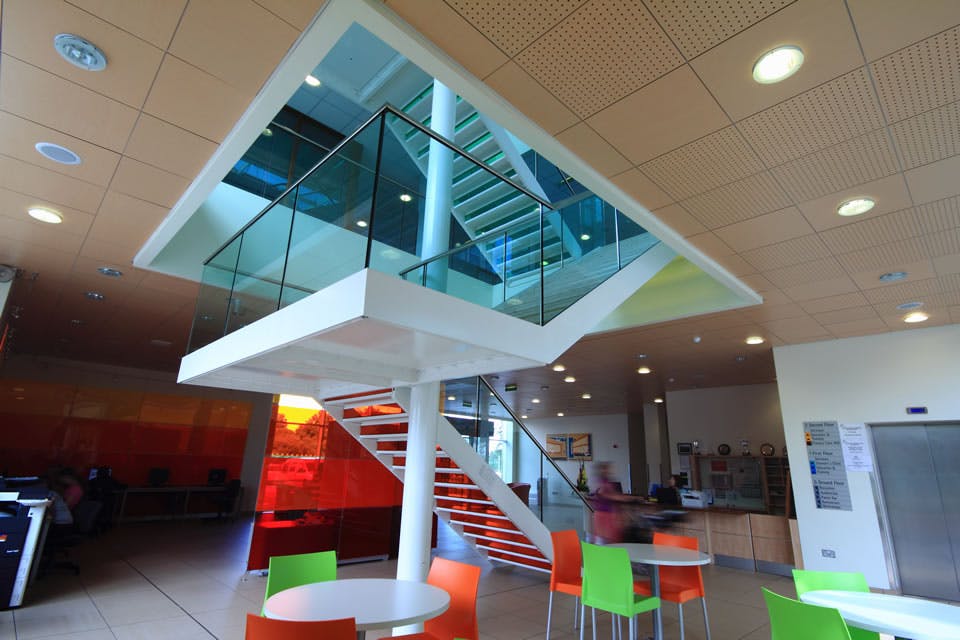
119, 485, 239, 521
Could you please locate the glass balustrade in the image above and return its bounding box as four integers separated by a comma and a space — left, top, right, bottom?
440, 376, 592, 537
188, 104, 661, 352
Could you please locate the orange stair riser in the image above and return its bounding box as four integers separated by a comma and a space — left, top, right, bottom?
462, 526, 531, 545
486, 550, 552, 571
359, 424, 409, 435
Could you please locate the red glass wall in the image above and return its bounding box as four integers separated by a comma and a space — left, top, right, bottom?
247, 400, 408, 569
0, 378, 252, 486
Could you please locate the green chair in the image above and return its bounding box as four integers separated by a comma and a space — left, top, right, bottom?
263, 550, 337, 613
792, 570, 879, 640
763, 588, 851, 640
580, 542, 660, 640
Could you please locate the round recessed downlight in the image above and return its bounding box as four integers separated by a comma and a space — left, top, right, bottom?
654, 397, 664, 404
28, 207, 63, 224
581, 393, 592, 400
84, 291, 105, 301
745, 336, 765, 345
580, 233, 590, 241
262, 128, 273, 137
35, 142, 81, 165
305, 75, 321, 87
54, 34, 107, 71
837, 197, 875, 217
557, 412, 564, 417
903, 311, 929, 323
896, 301, 924, 311
880, 271, 908, 282
564, 376, 576, 383
752, 45, 804, 84
399, 193, 413, 202
97, 267, 123, 277
637, 366, 651, 375
552, 364, 566, 372
521, 414, 528, 419
356, 220, 368, 228
531, 398, 540, 404
692, 335, 702, 344
447, 395, 455, 401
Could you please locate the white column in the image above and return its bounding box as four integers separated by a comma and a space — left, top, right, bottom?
421, 80, 456, 291
394, 381, 440, 634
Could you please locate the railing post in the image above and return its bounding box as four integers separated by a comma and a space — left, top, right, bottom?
538, 203, 545, 326
223, 232, 244, 338
501, 231, 507, 305
364, 114, 387, 269
614, 207, 622, 270
276, 186, 299, 310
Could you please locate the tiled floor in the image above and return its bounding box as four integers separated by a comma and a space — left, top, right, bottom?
0, 518, 858, 640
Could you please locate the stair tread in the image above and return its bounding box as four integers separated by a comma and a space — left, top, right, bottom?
323, 391, 394, 408
485, 555, 552, 574
462, 532, 538, 549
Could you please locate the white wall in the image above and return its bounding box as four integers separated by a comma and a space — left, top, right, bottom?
665, 383, 783, 471
774, 325, 960, 588
643, 403, 662, 487
523, 413, 630, 492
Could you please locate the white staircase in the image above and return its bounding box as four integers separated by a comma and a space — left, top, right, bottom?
324, 388, 553, 573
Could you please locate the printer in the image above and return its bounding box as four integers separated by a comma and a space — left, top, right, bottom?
0, 481, 51, 609
680, 489, 709, 509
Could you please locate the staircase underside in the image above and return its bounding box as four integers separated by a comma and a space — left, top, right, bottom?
178, 244, 675, 398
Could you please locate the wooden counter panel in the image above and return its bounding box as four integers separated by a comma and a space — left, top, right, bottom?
749, 513, 790, 539
675, 527, 707, 551
752, 536, 794, 564
681, 511, 706, 530
711, 531, 754, 558
708, 512, 750, 535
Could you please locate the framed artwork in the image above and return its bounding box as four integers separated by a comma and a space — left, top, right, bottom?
546, 434, 567, 459
568, 433, 593, 460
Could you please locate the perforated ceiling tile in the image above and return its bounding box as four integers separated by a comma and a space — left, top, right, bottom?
680, 172, 792, 228
818, 207, 920, 254
772, 129, 900, 202
799, 291, 870, 314
763, 257, 848, 289
922, 227, 960, 257
738, 68, 885, 166
915, 195, 960, 233
871, 26, 960, 122
835, 237, 930, 273
741, 234, 833, 272
890, 100, 960, 169
862, 277, 943, 304
639, 126, 764, 200
515, 0, 683, 117
644, 0, 793, 58
445, 0, 585, 56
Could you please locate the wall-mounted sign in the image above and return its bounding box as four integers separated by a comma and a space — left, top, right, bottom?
839, 423, 874, 473
906, 406, 928, 415
804, 420, 852, 511
504, 383, 518, 392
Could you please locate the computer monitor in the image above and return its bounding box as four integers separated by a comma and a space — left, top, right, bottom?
207, 468, 227, 486
88, 466, 112, 481
147, 467, 169, 487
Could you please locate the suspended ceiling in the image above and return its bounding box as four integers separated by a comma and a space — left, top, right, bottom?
0, 0, 958, 415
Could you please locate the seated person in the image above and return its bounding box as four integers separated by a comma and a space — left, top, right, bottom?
55, 468, 84, 510
654, 474, 682, 506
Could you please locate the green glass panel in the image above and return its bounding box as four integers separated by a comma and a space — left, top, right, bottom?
188, 235, 241, 352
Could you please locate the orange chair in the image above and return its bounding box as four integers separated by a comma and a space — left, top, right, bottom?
245, 614, 356, 639
635, 532, 711, 640
546, 529, 583, 639
393, 557, 482, 640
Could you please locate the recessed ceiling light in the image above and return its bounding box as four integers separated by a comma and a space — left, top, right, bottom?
896, 301, 924, 311
654, 397, 664, 404
35, 142, 81, 165
636, 353, 648, 359
305, 74, 321, 87
532, 398, 540, 404
262, 128, 273, 137
903, 311, 929, 323
580, 234, 590, 241
97, 267, 122, 277
199, 314, 214, 322
745, 336, 765, 345
879, 271, 907, 282
84, 291, 105, 301
552, 364, 566, 372
399, 193, 413, 202
356, 220, 368, 228
667, 377, 675, 383
447, 395, 455, 401
557, 412, 564, 417
521, 414, 528, 419
540, 385, 550, 391
54, 33, 107, 71
28, 207, 62, 224
564, 375, 576, 383
692, 336, 702, 344
70, 319, 85, 326
637, 366, 651, 375
837, 197, 876, 217
149, 339, 173, 348
581, 393, 592, 400
735, 355, 747, 362
752, 45, 804, 84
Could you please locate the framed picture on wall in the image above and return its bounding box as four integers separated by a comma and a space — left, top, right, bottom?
545, 434, 567, 459
568, 433, 593, 460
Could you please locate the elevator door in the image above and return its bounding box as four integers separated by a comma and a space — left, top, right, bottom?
873, 424, 960, 601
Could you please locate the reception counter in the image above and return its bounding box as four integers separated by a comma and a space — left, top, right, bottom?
674, 509, 797, 576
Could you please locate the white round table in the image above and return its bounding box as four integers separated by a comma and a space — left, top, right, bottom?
608, 543, 712, 640
800, 590, 960, 640
263, 578, 450, 639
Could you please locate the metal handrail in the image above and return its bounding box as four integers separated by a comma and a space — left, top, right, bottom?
478, 375, 594, 512
204, 104, 551, 265
397, 211, 540, 277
